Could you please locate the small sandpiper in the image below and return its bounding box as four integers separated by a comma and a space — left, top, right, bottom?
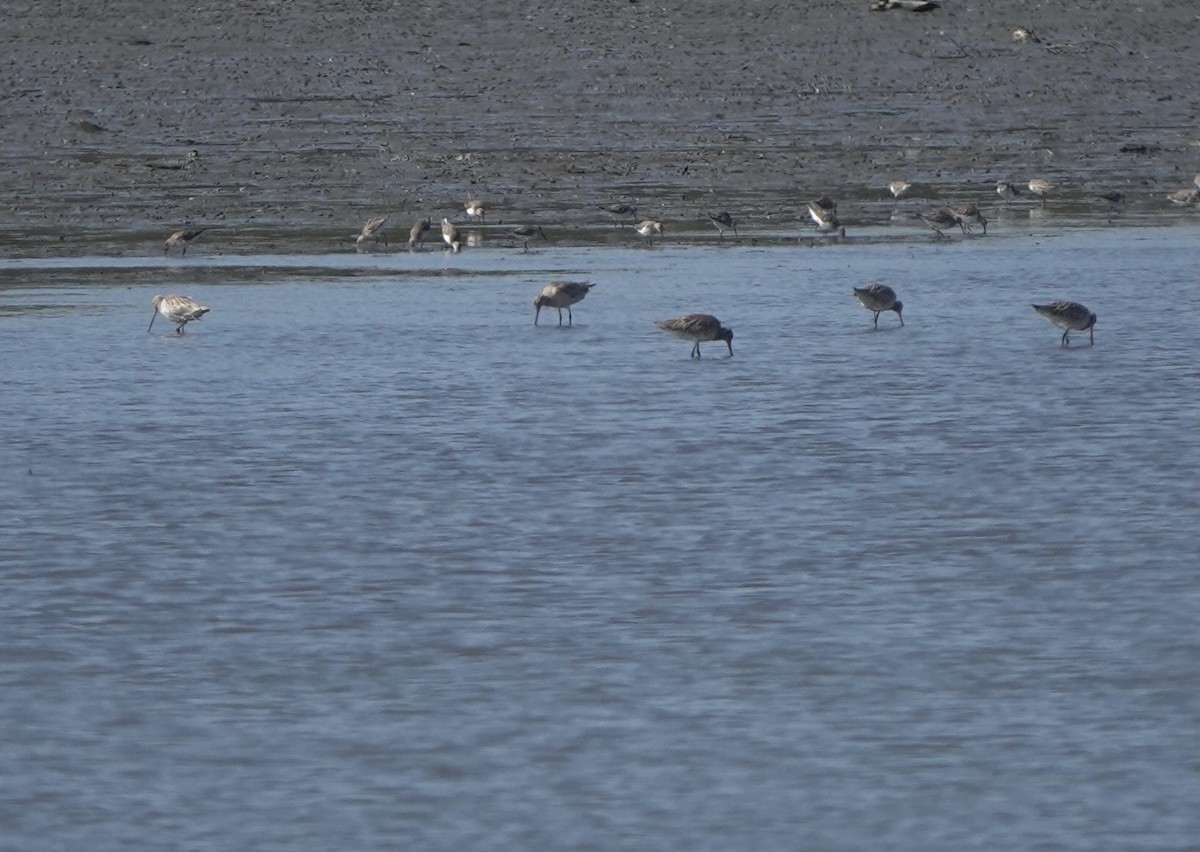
806, 200, 845, 238
441, 218, 462, 253
533, 281, 594, 326
919, 207, 959, 239
599, 202, 638, 220
655, 314, 734, 359
888, 180, 913, 201
996, 180, 1022, 205
1027, 178, 1056, 206
951, 204, 987, 234
707, 210, 738, 239
512, 225, 547, 252
464, 198, 485, 222
164, 226, 207, 256
635, 219, 664, 245
1166, 188, 1199, 207
408, 216, 431, 249
853, 284, 904, 329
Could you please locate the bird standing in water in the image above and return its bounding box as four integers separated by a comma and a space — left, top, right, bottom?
149, 295, 210, 334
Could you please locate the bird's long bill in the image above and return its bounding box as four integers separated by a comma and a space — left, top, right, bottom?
726, 340, 734, 356
534, 304, 541, 325
147, 310, 157, 333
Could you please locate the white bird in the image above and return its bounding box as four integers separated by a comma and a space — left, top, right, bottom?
655, 314, 734, 358
853, 284, 904, 329
533, 281, 594, 326
1032, 301, 1097, 347
164, 226, 207, 255
149, 294, 210, 334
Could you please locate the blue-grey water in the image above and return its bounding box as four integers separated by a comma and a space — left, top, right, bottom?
1, 227, 1197, 850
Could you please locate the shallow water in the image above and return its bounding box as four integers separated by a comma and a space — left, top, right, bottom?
1, 227, 1197, 850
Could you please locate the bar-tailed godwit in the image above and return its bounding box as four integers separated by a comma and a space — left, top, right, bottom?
655, 314, 734, 358
149, 295, 210, 334
853, 284, 904, 328
1033, 301, 1097, 347
534, 281, 594, 326
355, 213, 392, 248
164, 226, 207, 255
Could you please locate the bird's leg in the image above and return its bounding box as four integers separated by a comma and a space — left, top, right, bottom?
557, 308, 563, 327
692, 343, 701, 359
1089, 328, 1094, 346
873, 312, 880, 329
1061, 331, 1069, 347
567, 307, 573, 327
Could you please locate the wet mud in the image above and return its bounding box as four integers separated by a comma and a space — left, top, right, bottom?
1, 0, 1196, 254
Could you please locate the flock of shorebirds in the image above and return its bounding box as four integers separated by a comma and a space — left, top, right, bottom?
148, 173, 1198, 348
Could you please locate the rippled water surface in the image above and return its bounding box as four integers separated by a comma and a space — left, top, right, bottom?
1, 227, 1197, 850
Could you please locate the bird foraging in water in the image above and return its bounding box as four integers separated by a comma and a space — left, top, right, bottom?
149, 294, 210, 334
919, 207, 959, 238
853, 284, 904, 329
1166, 188, 1199, 207
635, 219, 664, 245
441, 218, 462, 253
533, 281, 594, 326
512, 224, 547, 252
1033, 301, 1097, 347
408, 216, 431, 249
707, 210, 738, 239
655, 314, 734, 358
464, 198, 485, 221
164, 226, 207, 255
355, 213, 392, 248
951, 204, 987, 234
888, 180, 913, 201
806, 200, 845, 238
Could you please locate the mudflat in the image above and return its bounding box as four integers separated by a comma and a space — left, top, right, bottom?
1, 0, 1196, 250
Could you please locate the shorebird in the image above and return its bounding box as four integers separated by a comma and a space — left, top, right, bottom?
441, 218, 462, 253
635, 219, 664, 245
1098, 190, 1126, 206
598, 202, 638, 220
888, 180, 913, 201
164, 226, 206, 255
148, 294, 209, 334
1166, 188, 1199, 207
853, 283, 904, 329
511, 224, 547, 252
1012, 26, 1040, 43
464, 198, 485, 222
951, 204, 987, 234
1033, 301, 1097, 347
655, 314, 734, 359
707, 210, 738, 239
996, 180, 1022, 204
533, 281, 594, 326
806, 201, 845, 237
408, 216, 431, 249
1028, 178, 1056, 206
919, 207, 959, 238
355, 213, 392, 248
